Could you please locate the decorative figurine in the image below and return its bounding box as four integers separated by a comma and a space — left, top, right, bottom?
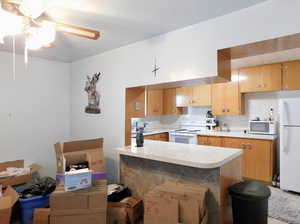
84, 72, 101, 114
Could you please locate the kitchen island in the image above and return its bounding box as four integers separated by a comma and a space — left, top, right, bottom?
117, 140, 242, 224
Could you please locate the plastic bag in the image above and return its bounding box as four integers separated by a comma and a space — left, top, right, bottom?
20, 176, 56, 198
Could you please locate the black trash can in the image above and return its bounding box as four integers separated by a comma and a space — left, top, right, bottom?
229, 181, 271, 224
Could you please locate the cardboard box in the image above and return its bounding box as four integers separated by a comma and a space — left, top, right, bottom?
64, 169, 92, 192
0, 186, 19, 224
50, 179, 107, 215
50, 210, 106, 224
144, 181, 208, 224
54, 138, 105, 174
155, 181, 208, 222
0, 160, 41, 187
144, 192, 178, 224
107, 196, 143, 224
33, 208, 50, 224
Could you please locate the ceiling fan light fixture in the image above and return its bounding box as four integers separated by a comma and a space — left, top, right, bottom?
19, 0, 48, 19
25, 22, 56, 50
0, 7, 24, 37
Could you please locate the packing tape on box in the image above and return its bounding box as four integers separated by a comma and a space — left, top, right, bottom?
56, 172, 107, 184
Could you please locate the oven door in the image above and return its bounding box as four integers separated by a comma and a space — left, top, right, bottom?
169, 133, 197, 144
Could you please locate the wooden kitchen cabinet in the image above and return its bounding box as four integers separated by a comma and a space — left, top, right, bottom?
223, 137, 275, 182
191, 85, 211, 106
176, 85, 211, 107
144, 132, 169, 141
198, 136, 222, 147
163, 88, 183, 115
147, 89, 163, 115
176, 86, 193, 107
282, 60, 300, 90
239, 63, 282, 93
211, 82, 244, 116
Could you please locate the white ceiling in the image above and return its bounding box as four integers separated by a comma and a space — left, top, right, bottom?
0, 0, 268, 62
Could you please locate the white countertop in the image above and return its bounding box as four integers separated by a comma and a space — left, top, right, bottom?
132, 129, 277, 140
117, 140, 242, 169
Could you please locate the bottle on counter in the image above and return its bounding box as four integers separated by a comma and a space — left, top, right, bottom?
136, 127, 144, 147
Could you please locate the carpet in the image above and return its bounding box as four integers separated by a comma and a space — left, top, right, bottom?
269, 187, 300, 224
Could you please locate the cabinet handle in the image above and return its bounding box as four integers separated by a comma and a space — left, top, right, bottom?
222, 109, 226, 113
227, 109, 230, 113
247, 144, 252, 149
256, 84, 261, 88
241, 143, 246, 148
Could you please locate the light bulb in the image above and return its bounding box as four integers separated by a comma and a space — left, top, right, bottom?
39, 21, 56, 45
19, 0, 48, 19
0, 8, 24, 36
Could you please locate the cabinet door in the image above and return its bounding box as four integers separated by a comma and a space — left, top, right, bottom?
198, 136, 208, 145
245, 139, 273, 182
223, 137, 249, 177
223, 137, 274, 182
260, 64, 282, 91
191, 85, 211, 107
239, 66, 262, 93
211, 83, 225, 115
147, 89, 163, 115
282, 60, 300, 90
212, 82, 243, 116
224, 82, 243, 115
163, 88, 183, 115
198, 136, 222, 147
239, 64, 282, 93
176, 87, 193, 107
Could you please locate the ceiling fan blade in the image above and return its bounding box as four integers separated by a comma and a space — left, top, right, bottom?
48, 21, 100, 40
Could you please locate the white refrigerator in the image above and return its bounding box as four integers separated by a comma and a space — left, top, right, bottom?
280, 98, 300, 192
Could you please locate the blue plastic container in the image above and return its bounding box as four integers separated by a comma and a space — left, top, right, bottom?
17, 190, 50, 224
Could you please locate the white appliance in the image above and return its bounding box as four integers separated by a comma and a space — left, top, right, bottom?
169, 130, 198, 144
249, 120, 277, 135
280, 98, 300, 192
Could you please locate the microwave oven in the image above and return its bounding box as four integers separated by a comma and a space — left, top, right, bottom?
249, 120, 277, 135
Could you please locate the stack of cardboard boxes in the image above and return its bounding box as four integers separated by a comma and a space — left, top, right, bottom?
50, 138, 107, 224
144, 181, 208, 224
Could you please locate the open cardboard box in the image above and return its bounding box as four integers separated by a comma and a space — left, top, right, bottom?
54, 138, 105, 174
0, 160, 41, 187
0, 186, 19, 224
54, 138, 105, 192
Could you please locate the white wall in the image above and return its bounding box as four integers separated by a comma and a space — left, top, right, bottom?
0, 51, 71, 177
70, 0, 300, 182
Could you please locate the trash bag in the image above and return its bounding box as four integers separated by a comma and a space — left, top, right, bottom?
107, 184, 131, 202
20, 177, 56, 198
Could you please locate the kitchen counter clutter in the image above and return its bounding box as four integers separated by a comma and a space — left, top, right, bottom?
118, 140, 242, 169
197, 130, 277, 140
131, 128, 277, 140
117, 140, 242, 224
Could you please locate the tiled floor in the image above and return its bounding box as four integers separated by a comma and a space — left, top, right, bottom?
268, 218, 287, 224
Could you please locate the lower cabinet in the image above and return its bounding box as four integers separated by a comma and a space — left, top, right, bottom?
198, 135, 275, 182
198, 136, 222, 147
144, 132, 169, 142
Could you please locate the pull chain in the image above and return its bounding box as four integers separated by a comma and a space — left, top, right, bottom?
12, 35, 16, 81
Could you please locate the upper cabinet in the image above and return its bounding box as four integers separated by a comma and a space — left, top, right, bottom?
211, 82, 244, 116
176, 85, 211, 107
282, 60, 300, 90
191, 85, 211, 107
239, 63, 282, 93
147, 89, 163, 115
163, 88, 183, 115
175, 86, 193, 107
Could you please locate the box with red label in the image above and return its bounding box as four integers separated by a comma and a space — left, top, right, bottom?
54, 138, 105, 174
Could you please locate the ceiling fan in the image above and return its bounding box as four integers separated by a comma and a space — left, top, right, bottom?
0, 0, 100, 50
